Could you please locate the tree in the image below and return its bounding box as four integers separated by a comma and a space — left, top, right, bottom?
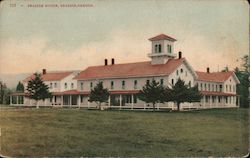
89, 82, 110, 110
26, 73, 52, 108
0, 81, 11, 105
234, 55, 249, 108
168, 79, 202, 111
138, 80, 169, 111
16, 81, 24, 92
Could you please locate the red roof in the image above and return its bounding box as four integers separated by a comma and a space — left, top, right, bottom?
149, 34, 177, 41
74, 58, 185, 80
53, 90, 140, 95
23, 71, 73, 82
201, 91, 236, 96
196, 71, 234, 82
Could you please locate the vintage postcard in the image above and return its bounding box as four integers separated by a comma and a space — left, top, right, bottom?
0, 0, 249, 157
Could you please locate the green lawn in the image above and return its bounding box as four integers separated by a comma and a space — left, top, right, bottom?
0, 106, 248, 157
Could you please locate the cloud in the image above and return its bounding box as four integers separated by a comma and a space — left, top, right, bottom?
0, 29, 244, 74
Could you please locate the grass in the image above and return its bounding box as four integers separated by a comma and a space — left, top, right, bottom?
0, 105, 248, 157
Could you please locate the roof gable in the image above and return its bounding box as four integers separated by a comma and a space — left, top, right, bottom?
196, 71, 237, 83
149, 34, 177, 42
23, 71, 74, 82
74, 58, 185, 80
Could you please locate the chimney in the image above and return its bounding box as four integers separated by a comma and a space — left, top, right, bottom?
42, 69, 46, 75
111, 58, 115, 65
207, 67, 210, 73
104, 59, 108, 66
178, 51, 182, 59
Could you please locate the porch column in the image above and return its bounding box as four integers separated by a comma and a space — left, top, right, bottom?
216, 96, 218, 107
203, 96, 205, 108
17, 96, 19, 105
78, 95, 81, 108
119, 94, 122, 110
209, 96, 212, 109
10, 95, 12, 105
61, 95, 63, 107
131, 94, 134, 110
69, 95, 72, 108
108, 95, 111, 108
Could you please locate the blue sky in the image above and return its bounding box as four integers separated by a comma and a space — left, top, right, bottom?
0, 0, 248, 74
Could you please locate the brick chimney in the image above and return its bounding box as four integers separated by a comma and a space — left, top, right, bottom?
42, 69, 46, 74
104, 59, 108, 66
207, 67, 210, 73
178, 51, 182, 59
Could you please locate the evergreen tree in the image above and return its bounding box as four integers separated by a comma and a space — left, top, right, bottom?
89, 82, 110, 110
16, 81, 24, 92
234, 55, 249, 108
26, 73, 52, 108
168, 79, 202, 111
138, 80, 169, 111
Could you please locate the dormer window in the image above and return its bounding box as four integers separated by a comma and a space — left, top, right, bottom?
167, 44, 172, 53
155, 45, 158, 53
158, 44, 161, 53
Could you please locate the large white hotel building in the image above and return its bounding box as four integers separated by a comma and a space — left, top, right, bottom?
11, 34, 240, 110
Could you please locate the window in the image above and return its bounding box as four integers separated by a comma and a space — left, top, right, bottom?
90, 82, 93, 89
80, 82, 84, 90
146, 79, 150, 85
122, 80, 125, 89
176, 70, 179, 76
216, 85, 218, 91
160, 79, 164, 85
225, 96, 228, 103
212, 96, 215, 103
134, 80, 137, 89
64, 83, 67, 89
158, 44, 161, 53
167, 44, 171, 53
219, 85, 222, 92
171, 79, 174, 85
218, 96, 221, 103
229, 85, 231, 92
80, 95, 83, 103
134, 95, 137, 103
212, 84, 214, 91
50, 83, 53, 89
208, 84, 210, 91
71, 83, 74, 89
180, 69, 183, 73
205, 96, 209, 102
155, 45, 158, 53
204, 84, 207, 91
200, 83, 203, 90
226, 85, 228, 92
188, 81, 191, 87
54, 83, 57, 88
111, 81, 114, 89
